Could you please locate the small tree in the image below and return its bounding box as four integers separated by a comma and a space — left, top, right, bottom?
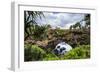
24, 11, 44, 40
84, 14, 90, 29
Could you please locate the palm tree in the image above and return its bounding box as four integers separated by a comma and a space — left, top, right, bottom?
70, 21, 82, 30
70, 25, 73, 30
75, 22, 81, 29
33, 25, 48, 40
24, 11, 44, 40
84, 14, 90, 29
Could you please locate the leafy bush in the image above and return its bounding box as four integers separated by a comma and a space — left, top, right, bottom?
43, 45, 90, 60
62, 45, 90, 59
24, 44, 46, 61
24, 44, 90, 61
43, 53, 59, 61
32, 25, 48, 40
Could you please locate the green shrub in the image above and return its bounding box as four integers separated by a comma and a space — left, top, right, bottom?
43, 53, 59, 61
24, 44, 90, 61
24, 44, 46, 61
43, 45, 90, 60
62, 45, 90, 59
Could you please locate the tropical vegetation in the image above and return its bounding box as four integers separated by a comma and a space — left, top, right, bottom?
24, 11, 90, 61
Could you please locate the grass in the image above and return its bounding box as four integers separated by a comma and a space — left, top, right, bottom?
24, 44, 90, 61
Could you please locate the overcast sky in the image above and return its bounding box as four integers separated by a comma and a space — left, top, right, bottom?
35, 12, 85, 29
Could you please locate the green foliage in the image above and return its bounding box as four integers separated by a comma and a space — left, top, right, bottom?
84, 14, 90, 27
24, 44, 46, 61
24, 44, 32, 61
24, 44, 90, 61
62, 45, 90, 59
70, 22, 81, 29
54, 28, 66, 37
24, 11, 44, 40
32, 25, 48, 40
24, 12, 91, 61
43, 45, 90, 60
43, 53, 59, 61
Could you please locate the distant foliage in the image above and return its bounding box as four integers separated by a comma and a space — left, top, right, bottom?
32, 25, 49, 40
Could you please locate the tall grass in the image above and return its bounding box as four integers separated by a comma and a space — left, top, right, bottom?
24, 44, 90, 61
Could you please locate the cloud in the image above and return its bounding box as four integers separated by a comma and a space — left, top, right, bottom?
60, 22, 77, 29
36, 12, 85, 29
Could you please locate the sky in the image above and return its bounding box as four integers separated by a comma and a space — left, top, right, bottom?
35, 12, 86, 29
